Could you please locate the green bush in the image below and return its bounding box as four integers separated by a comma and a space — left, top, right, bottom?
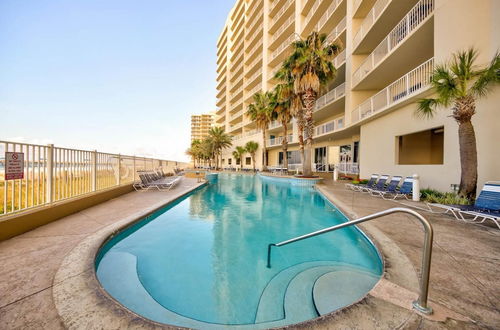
421, 188, 470, 205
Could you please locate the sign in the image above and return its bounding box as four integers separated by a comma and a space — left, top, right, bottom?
5, 152, 24, 180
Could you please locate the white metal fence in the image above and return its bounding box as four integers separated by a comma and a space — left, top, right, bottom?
0, 141, 186, 216
352, 0, 434, 86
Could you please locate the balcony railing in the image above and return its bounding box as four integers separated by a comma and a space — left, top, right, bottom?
352, 0, 363, 15
333, 49, 346, 68
245, 69, 262, 87
304, 0, 321, 27
314, 116, 344, 137
230, 122, 243, 131
314, 0, 343, 32
327, 17, 346, 42
270, 34, 296, 61
268, 135, 293, 147
352, 0, 434, 86
246, 0, 263, 25
352, 0, 390, 49
268, 120, 282, 129
246, 84, 262, 100
270, 0, 294, 28
246, 11, 263, 36
246, 26, 263, 49
270, 16, 295, 45
314, 82, 345, 111
230, 110, 244, 120
351, 58, 434, 123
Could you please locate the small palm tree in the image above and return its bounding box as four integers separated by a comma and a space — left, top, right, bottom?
246, 91, 276, 171
187, 139, 202, 168
200, 138, 215, 168
232, 146, 246, 171
417, 48, 499, 199
208, 126, 232, 170
275, 65, 302, 170
245, 141, 259, 172
287, 32, 342, 176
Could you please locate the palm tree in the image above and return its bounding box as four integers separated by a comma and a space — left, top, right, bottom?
417, 48, 500, 199
245, 141, 259, 172
274, 65, 301, 170
208, 126, 232, 170
246, 91, 276, 171
232, 146, 246, 171
200, 138, 215, 168
187, 139, 202, 168
286, 31, 342, 176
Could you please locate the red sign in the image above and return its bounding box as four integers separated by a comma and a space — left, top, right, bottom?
5, 152, 24, 180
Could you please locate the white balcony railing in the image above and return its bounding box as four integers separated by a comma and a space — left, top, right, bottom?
352, 0, 434, 86
314, 0, 343, 32
314, 82, 345, 111
304, 0, 321, 27
270, 34, 297, 61
327, 17, 346, 42
246, 84, 262, 99
245, 69, 262, 87
270, 0, 294, 27
333, 49, 346, 68
268, 120, 282, 129
230, 110, 244, 120
351, 58, 434, 123
337, 162, 359, 174
268, 135, 293, 147
246, 0, 263, 26
352, 0, 390, 49
314, 116, 344, 137
270, 15, 295, 45
352, 0, 363, 15
230, 122, 243, 131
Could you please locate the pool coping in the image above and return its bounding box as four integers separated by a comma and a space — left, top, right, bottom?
52, 178, 423, 329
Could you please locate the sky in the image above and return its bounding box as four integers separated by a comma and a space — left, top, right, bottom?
0, 0, 235, 162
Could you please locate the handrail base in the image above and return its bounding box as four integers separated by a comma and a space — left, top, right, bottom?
413, 301, 433, 315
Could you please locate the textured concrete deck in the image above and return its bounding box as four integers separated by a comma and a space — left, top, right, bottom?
315, 181, 500, 329
0, 178, 499, 329
0, 178, 205, 330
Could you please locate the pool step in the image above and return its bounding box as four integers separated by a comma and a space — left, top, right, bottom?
312, 270, 380, 315
254, 261, 339, 323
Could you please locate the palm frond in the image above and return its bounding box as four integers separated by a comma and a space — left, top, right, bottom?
471, 51, 500, 97
416, 98, 439, 118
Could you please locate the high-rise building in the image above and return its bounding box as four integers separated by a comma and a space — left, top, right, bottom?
216, 0, 499, 191
191, 113, 214, 142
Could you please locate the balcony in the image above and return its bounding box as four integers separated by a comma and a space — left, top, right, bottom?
245, 7, 263, 37
216, 115, 225, 124
246, 0, 263, 25
333, 49, 346, 68
314, 82, 345, 111
269, 0, 288, 16
245, 26, 263, 53
245, 84, 262, 101
353, 0, 421, 53
230, 85, 244, 101
326, 17, 346, 43
230, 75, 244, 92
302, 0, 343, 36
312, 0, 345, 35
216, 95, 226, 107
245, 69, 262, 89
269, 34, 296, 66
245, 53, 263, 75
351, 58, 434, 124
230, 122, 243, 132
268, 135, 293, 147
269, 16, 295, 50
352, 0, 434, 88
216, 105, 226, 115
229, 109, 244, 122
216, 86, 226, 99
314, 116, 344, 137
269, 0, 294, 34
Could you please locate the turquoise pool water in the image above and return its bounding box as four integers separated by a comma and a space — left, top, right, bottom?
96, 174, 382, 328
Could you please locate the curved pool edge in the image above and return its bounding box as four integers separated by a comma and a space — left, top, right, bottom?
52, 180, 420, 330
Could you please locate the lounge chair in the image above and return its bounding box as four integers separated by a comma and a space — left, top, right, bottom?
381, 176, 414, 200
427, 181, 500, 228
370, 176, 402, 197
133, 171, 182, 191
346, 174, 379, 192
366, 175, 389, 194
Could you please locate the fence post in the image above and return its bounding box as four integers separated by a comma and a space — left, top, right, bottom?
91, 151, 97, 191
116, 154, 121, 186
133, 156, 136, 182
413, 174, 420, 201
46, 144, 54, 203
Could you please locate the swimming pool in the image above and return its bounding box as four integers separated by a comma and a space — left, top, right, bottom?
96, 173, 383, 328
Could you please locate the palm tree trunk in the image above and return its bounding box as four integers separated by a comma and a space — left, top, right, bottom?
302, 89, 316, 176
296, 113, 305, 174
262, 131, 268, 171
252, 154, 256, 172
458, 120, 478, 199
282, 121, 288, 170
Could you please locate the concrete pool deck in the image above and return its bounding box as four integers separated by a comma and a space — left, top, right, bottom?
0, 177, 498, 329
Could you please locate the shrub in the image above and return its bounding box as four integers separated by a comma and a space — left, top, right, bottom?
421, 188, 470, 205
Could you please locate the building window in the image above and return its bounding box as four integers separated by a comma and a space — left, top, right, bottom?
228, 159, 232, 165
236, 158, 240, 165
278, 151, 301, 165
396, 127, 444, 165
353, 141, 359, 163
246, 157, 251, 165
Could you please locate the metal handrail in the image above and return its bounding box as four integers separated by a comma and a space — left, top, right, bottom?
266, 207, 434, 315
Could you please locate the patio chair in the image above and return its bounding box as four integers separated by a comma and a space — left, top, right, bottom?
370, 176, 402, 197
346, 174, 379, 192
382, 176, 414, 200
427, 181, 500, 228
366, 174, 389, 194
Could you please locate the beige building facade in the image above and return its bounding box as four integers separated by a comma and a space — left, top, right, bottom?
216, 0, 500, 192
191, 113, 215, 142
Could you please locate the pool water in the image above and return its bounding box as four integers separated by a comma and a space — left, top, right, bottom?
96, 173, 382, 328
